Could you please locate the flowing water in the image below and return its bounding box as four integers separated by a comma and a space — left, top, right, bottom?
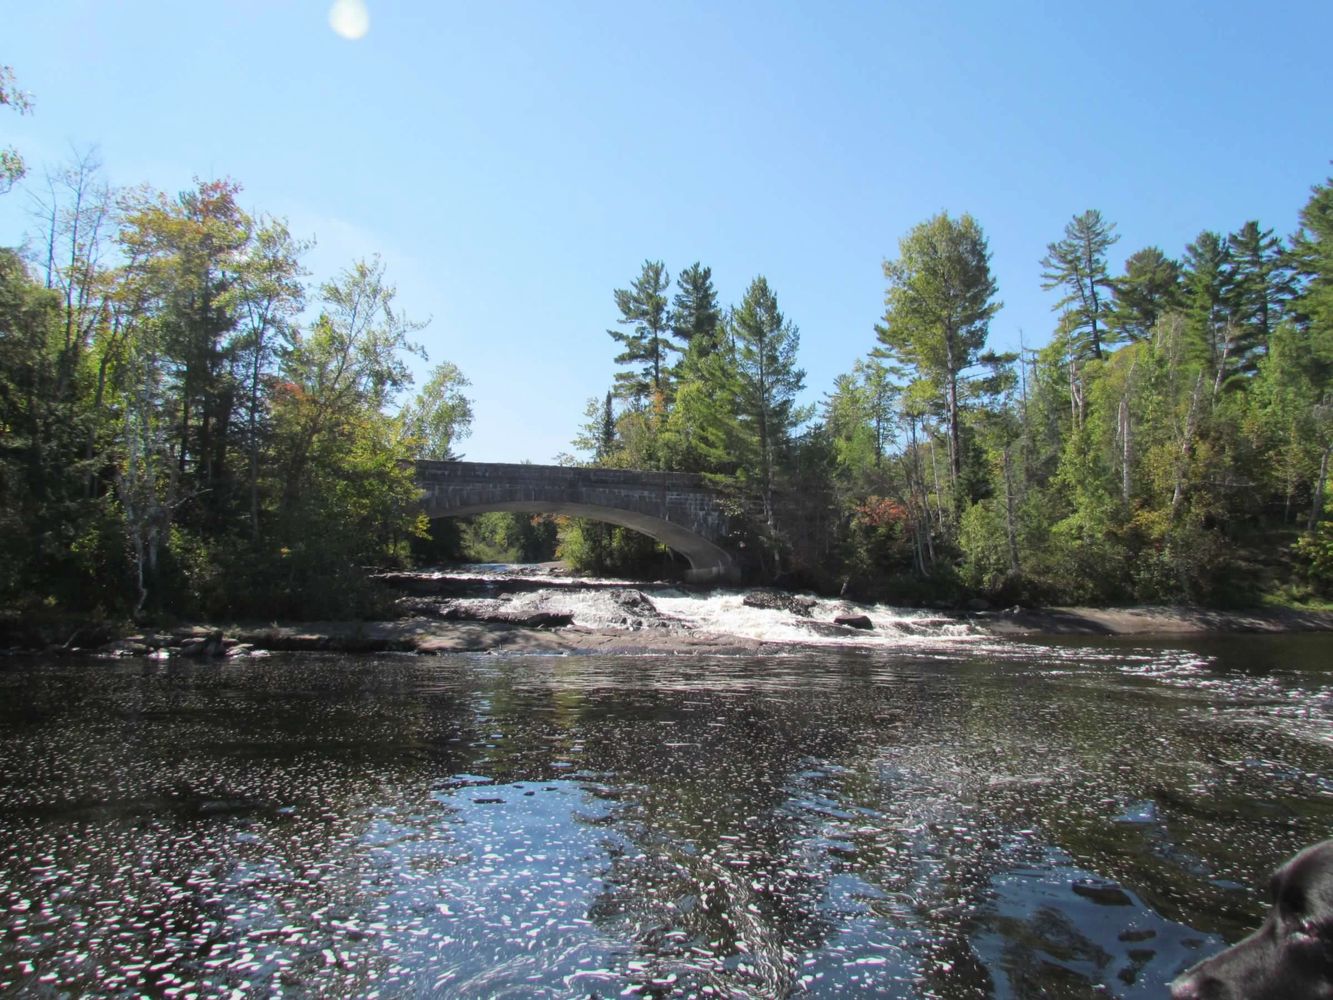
1, 582, 1331, 998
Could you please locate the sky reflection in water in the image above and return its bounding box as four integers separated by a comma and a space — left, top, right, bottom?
0, 636, 1330, 997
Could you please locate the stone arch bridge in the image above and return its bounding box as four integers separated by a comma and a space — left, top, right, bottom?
414, 461, 739, 582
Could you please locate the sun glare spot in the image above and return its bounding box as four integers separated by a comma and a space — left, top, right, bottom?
328, 0, 370, 40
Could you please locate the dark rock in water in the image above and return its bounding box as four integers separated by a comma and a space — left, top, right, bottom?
1071, 880, 1134, 907
833, 614, 874, 630
609, 589, 660, 618
744, 589, 818, 617
966, 597, 992, 612
439, 605, 573, 629
504, 611, 574, 629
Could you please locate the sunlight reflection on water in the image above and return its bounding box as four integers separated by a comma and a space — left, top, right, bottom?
0, 637, 1328, 997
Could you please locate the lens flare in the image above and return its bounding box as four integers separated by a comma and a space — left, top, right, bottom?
328, 0, 370, 40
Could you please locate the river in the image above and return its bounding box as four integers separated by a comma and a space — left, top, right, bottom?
1, 584, 1330, 998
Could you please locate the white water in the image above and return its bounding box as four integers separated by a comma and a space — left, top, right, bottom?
423, 564, 985, 648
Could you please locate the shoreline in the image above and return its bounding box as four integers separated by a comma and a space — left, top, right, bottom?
9, 602, 1331, 659
972, 604, 1333, 639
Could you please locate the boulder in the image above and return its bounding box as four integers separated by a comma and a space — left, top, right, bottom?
743, 589, 818, 617
833, 614, 874, 630
609, 589, 660, 617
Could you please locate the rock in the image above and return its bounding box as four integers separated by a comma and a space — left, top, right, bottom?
966, 597, 992, 612
174, 631, 228, 658
833, 614, 874, 630
609, 589, 660, 617
439, 606, 574, 629
1071, 880, 1134, 907
226, 644, 254, 658
743, 589, 818, 617
396, 596, 451, 619
502, 611, 574, 628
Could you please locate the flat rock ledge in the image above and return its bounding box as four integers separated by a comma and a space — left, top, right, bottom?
975, 605, 1333, 637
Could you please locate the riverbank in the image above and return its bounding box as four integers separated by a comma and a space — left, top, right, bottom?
975, 604, 1333, 637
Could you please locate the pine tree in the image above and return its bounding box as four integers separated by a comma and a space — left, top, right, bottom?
669, 262, 721, 355
607, 260, 672, 406
1228, 220, 1294, 372
1181, 230, 1238, 394
1288, 175, 1333, 531
732, 276, 808, 527
1041, 209, 1119, 360
1108, 246, 1183, 342
877, 212, 1002, 506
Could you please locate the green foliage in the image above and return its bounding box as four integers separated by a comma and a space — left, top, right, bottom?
877, 212, 1006, 506
556, 518, 666, 578
1108, 246, 1182, 343
1041, 210, 1119, 360
670, 262, 721, 358
458, 512, 558, 564
0, 65, 32, 194
608, 260, 673, 406
401, 361, 473, 460
1295, 520, 1333, 594
0, 159, 468, 620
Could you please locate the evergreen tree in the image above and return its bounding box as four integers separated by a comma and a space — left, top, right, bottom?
118, 179, 253, 522
877, 211, 1003, 507
670, 261, 721, 355
1041, 209, 1119, 360
607, 260, 672, 405
823, 358, 899, 482
1181, 230, 1238, 394
1228, 220, 1293, 372
1108, 246, 1183, 342
731, 276, 808, 527
1287, 175, 1333, 532
1287, 175, 1333, 382
598, 389, 616, 460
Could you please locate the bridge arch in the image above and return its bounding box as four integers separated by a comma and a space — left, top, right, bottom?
414, 461, 738, 583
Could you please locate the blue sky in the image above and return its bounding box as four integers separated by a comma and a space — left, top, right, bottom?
4, 1, 1331, 463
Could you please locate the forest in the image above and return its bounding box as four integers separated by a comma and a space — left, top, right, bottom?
2, 63, 1331, 620
555, 184, 1333, 609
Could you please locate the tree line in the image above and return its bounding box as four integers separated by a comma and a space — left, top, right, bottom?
567, 179, 1333, 606
0, 150, 473, 619
3, 58, 1330, 614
